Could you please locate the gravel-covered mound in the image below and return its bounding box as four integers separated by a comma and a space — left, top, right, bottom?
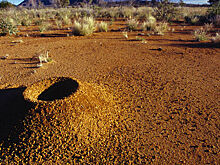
0, 77, 120, 164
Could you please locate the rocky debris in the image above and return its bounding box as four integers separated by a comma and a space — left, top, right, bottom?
1, 54, 9, 60
158, 47, 163, 51
31, 50, 50, 63
11, 40, 23, 44
138, 33, 145, 36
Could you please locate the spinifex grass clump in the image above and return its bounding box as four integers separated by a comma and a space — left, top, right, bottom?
97, 21, 108, 32
39, 21, 51, 32
141, 15, 156, 31
126, 18, 139, 31
154, 22, 168, 35
0, 18, 18, 36
193, 28, 208, 41
72, 17, 96, 36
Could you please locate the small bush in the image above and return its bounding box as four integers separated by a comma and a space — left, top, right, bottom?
55, 19, 63, 29
204, 23, 214, 31
39, 22, 51, 33
154, 0, 179, 21
213, 15, 220, 27
211, 33, 220, 43
154, 22, 168, 35
193, 28, 208, 41
97, 22, 108, 32
136, 7, 154, 21
0, 18, 18, 36
72, 17, 95, 36
0, 1, 14, 9
62, 15, 72, 26
21, 17, 32, 26
141, 15, 156, 31
126, 19, 139, 31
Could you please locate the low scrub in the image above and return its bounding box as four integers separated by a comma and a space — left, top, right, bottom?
0, 18, 18, 36
154, 22, 168, 35
126, 19, 139, 31
193, 28, 208, 41
141, 15, 156, 31
39, 21, 51, 33
97, 22, 108, 32
72, 17, 95, 36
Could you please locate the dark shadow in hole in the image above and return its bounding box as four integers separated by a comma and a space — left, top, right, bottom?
38, 79, 79, 101
0, 87, 30, 144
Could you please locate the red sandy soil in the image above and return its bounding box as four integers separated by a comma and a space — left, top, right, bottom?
0, 21, 219, 164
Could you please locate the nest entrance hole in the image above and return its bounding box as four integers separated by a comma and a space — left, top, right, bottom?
38, 78, 79, 101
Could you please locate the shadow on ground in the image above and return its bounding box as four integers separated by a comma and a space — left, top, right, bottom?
168, 42, 220, 48
0, 87, 29, 144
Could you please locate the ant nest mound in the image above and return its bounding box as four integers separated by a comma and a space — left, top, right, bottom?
0, 77, 120, 163
23, 77, 119, 141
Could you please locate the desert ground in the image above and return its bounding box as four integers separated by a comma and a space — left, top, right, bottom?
0, 18, 219, 164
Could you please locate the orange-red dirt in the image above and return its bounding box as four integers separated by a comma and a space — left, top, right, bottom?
0, 21, 219, 164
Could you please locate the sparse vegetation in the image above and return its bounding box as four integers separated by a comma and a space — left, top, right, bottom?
211, 32, 220, 43
154, 22, 168, 35
39, 21, 51, 32
194, 27, 208, 41
97, 21, 108, 32
0, 18, 18, 36
141, 16, 156, 31
126, 18, 139, 31
72, 17, 96, 36
122, 31, 128, 39
0, 0, 13, 9
154, 0, 179, 22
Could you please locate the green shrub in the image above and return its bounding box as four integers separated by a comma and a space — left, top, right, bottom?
0, 0, 14, 9
208, 1, 220, 17
154, 0, 179, 21
208, 1, 220, 27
